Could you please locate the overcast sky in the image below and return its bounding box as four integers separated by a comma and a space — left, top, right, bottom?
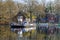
13, 0, 54, 3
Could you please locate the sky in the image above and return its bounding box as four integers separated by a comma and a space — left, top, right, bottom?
13, 0, 54, 3
13, 0, 26, 3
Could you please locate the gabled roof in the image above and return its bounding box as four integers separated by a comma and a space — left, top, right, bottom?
12, 11, 26, 20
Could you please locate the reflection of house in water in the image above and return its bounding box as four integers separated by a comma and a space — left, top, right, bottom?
12, 12, 26, 23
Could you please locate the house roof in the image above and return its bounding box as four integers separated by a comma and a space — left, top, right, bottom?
12, 11, 26, 19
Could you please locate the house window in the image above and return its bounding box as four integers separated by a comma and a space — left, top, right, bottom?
17, 16, 23, 24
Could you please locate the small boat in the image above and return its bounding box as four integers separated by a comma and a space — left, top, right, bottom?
10, 22, 25, 28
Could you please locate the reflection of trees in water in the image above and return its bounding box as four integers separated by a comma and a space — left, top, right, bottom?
1, 25, 60, 40
0, 25, 17, 40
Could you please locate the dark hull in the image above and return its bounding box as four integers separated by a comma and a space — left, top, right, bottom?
11, 25, 25, 28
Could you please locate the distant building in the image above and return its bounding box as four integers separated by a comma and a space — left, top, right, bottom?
12, 12, 26, 23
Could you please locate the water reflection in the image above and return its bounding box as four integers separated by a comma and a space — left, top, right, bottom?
0, 25, 60, 40
0, 25, 17, 40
